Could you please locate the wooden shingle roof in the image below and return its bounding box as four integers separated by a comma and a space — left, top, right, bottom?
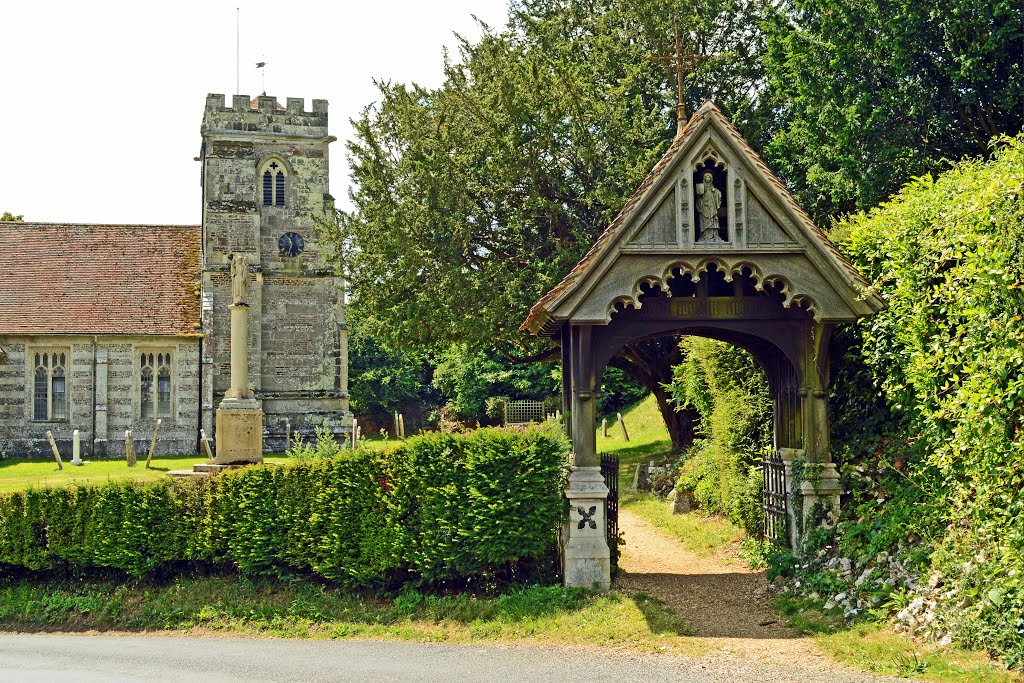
0, 222, 202, 336
522, 101, 882, 334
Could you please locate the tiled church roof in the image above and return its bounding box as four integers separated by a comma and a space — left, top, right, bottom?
0, 222, 202, 336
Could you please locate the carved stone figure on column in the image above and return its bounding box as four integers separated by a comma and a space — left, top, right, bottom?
696, 171, 723, 242
230, 254, 249, 305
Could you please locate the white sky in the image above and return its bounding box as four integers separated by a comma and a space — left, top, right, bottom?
0, 0, 510, 225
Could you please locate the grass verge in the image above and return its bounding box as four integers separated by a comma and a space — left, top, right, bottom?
773, 594, 1018, 682
0, 574, 701, 653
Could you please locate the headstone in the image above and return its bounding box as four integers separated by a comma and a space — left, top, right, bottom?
71, 429, 83, 466
200, 429, 214, 460
601, 418, 608, 437
399, 414, 405, 439
633, 461, 668, 492
46, 430, 63, 470
667, 488, 692, 514
145, 418, 161, 469
351, 417, 359, 449
125, 429, 136, 467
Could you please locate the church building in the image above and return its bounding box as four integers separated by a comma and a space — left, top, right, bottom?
0, 94, 350, 457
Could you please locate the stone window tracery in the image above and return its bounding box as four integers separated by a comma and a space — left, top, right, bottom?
260, 159, 287, 207
32, 350, 68, 421
140, 351, 173, 418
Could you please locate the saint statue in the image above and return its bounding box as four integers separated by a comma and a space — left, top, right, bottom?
230, 254, 249, 305
696, 171, 723, 242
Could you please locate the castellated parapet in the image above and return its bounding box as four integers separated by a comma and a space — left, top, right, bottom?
202, 94, 329, 137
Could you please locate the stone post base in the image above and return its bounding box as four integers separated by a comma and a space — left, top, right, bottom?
778, 447, 804, 551
800, 461, 842, 532
563, 465, 611, 591
214, 398, 264, 465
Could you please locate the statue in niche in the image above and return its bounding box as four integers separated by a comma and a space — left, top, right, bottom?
696, 171, 723, 242
230, 254, 249, 305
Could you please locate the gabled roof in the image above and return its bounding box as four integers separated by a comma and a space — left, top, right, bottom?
0, 222, 202, 336
522, 101, 883, 334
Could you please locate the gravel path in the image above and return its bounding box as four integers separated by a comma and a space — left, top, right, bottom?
615, 507, 907, 681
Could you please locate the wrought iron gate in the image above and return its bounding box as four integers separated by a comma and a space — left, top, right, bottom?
600, 453, 620, 569
762, 451, 789, 545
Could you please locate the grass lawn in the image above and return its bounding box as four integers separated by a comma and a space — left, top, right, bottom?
0, 454, 293, 494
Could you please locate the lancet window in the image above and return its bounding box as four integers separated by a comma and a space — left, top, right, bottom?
140, 351, 173, 418
32, 350, 68, 421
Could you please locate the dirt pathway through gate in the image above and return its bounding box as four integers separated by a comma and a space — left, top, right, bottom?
615, 507, 852, 671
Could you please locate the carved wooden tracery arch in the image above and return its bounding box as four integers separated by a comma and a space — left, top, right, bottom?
523, 102, 885, 590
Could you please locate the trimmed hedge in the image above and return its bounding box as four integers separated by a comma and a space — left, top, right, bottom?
0, 428, 567, 588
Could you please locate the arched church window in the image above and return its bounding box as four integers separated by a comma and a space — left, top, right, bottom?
31, 350, 68, 421
140, 351, 173, 418
260, 159, 287, 207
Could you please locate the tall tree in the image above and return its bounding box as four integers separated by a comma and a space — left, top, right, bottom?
762, 0, 1023, 221
330, 0, 770, 449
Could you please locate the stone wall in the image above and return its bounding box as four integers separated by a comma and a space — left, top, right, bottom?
0, 335, 200, 458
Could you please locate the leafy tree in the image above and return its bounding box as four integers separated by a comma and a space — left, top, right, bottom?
331, 0, 769, 449
762, 0, 1024, 221
1, 212, 23, 221
347, 310, 438, 431
432, 345, 557, 422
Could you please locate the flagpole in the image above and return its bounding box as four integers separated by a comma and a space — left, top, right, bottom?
235, 8, 240, 95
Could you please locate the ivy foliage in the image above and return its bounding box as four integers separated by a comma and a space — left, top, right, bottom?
0, 428, 567, 589
829, 137, 1024, 664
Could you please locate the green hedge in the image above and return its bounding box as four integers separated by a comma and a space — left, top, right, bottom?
825, 137, 1024, 665
0, 428, 567, 588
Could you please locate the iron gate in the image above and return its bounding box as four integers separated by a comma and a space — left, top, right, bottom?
762, 451, 789, 545
600, 453, 620, 570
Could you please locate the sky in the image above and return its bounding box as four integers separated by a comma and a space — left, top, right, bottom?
0, 0, 510, 225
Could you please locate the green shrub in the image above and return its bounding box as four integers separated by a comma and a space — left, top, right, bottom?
0, 427, 567, 590
819, 137, 1024, 666
666, 338, 772, 534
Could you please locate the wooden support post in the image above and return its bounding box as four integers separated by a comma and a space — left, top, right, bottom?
399, 414, 405, 439
601, 418, 608, 438
200, 429, 214, 461
46, 430, 63, 471
125, 429, 136, 467
617, 412, 630, 442
285, 419, 291, 451
145, 418, 161, 469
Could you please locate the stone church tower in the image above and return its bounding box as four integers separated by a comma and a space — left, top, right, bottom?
199, 94, 350, 450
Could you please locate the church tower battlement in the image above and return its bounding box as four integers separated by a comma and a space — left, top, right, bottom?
199, 93, 349, 451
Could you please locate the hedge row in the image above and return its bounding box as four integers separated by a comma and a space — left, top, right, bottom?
0, 428, 567, 587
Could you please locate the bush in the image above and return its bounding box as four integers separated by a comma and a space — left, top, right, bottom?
665, 338, 772, 534
0, 427, 568, 590
807, 137, 1024, 666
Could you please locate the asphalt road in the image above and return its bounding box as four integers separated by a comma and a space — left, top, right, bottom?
0, 634, 909, 682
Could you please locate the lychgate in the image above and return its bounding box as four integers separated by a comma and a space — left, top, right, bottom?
522, 101, 885, 590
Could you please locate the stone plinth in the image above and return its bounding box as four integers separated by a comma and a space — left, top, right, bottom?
800, 461, 842, 530
563, 465, 611, 591
214, 398, 263, 464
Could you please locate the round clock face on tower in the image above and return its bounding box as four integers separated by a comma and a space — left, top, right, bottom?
278, 232, 305, 258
